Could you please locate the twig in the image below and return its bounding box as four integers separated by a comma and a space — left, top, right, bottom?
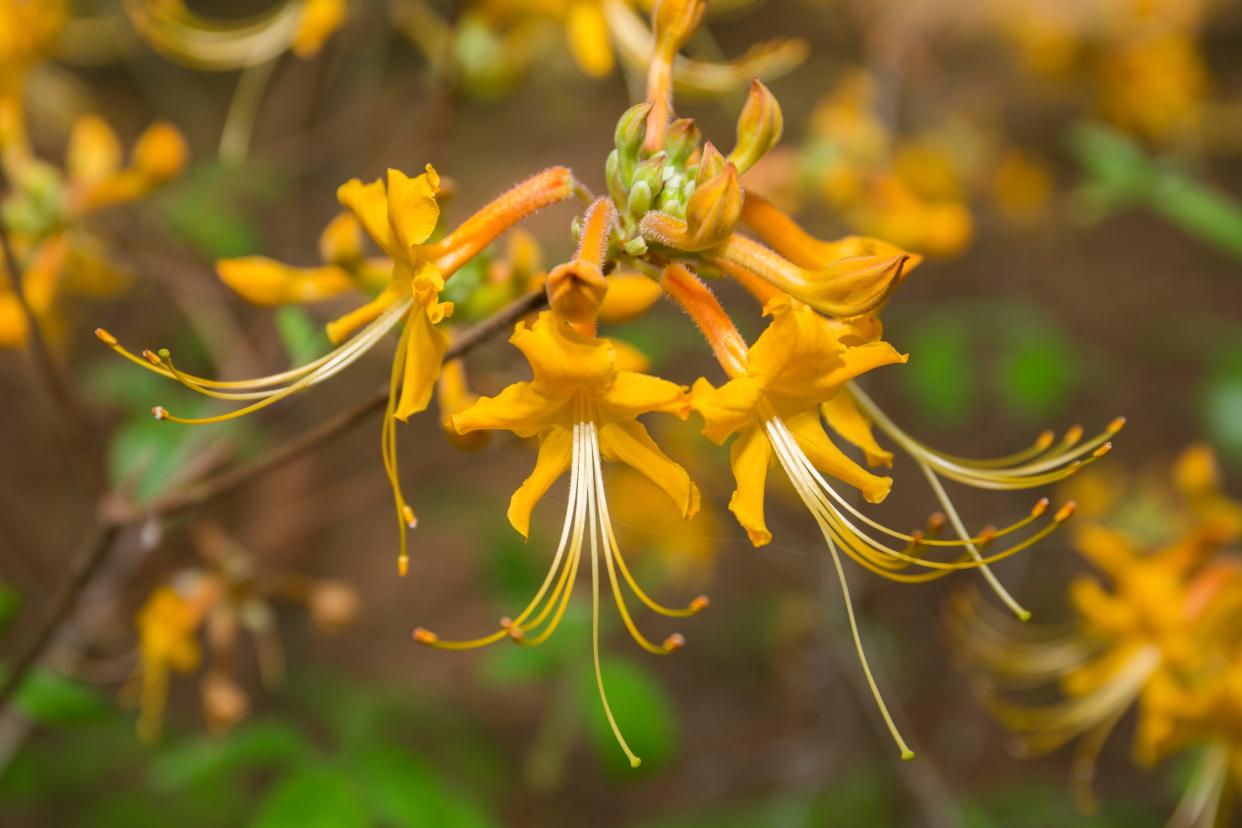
0, 289, 547, 715
0, 193, 106, 493
0, 522, 123, 713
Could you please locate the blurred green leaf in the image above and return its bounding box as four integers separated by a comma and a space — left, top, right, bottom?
251, 766, 369, 828
994, 319, 1079, 420
1200, 346, 1242, 464
275, 306, 328, 365
0, 581, 19, 632
351, 742, 498, 828
961, 780, 1161, 828
160, 160, 288, 260
149, 720, 310, 792
12, 669, 110, 727
576, 657, 677, 774
896, 315, 975, 427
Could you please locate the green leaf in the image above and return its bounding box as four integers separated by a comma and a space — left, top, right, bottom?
160, 160, 288, 260
994, 320, 1079, 420
1201, 348, 1242, 465
575, 657, 678, 774
251, 766, 369, 828
350, 742, 498, 828
0, 581, 19, 632
275, 306, 328, 366
13, 669, 111, 726
149, 720, 310, 792
896, 315, 975, 427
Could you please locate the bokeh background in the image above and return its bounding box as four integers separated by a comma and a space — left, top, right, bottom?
2, 1, 1242, 826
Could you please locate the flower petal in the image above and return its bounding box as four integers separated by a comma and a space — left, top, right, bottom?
217, 257, 354, 306
452, 381, 562, 439
597, 420, 699, 519
690, 376, 763, 444
785, 411, 891, 503
728, 426, 773, 546
338, 177, 395, 256
513, 311, 615, 392
387, 165, 440, 255
598, 272, 662, 324
324, 281, 401, 344
566, 0, 615, 77
394, 305, 448, 421
601, 371, 690, 420
508, 426, 574, 539
821, 393, 892, 468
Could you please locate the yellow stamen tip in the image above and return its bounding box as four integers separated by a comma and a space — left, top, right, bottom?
142, 349, 161, 366
1107, 416, 1127, 434
152, 406, 168, 420
1054, 502, 1077, 523
398, 555, 409, 577
412, 627, 437, 644
901, 750, 915, 762
1016, 609, 1032, 622
1030, 497, 1050, 518
1035, 430, 1055, 450
499, 616, 514, 629
94, 328, 117, 345
507, 626, 526, 642
1064, 425, 1084, 444
1092, 442, 1112, 458
663, 633, 686, 652
629, 757, 642, 768
689, 595, 710, 613
926, 513, 946, 533
977, 527, 996, 548
402, 505, 418, 529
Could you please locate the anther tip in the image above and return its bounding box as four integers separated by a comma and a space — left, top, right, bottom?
398, 555, 409, 577
1108, 416, 1127, 433
901, 750, 916, 762
1065, 425, 1084, 443
499, 616, 514, 629
151, 405, 168, 420
1031, 497, 1050, 518
412, 627, 437, 644
141, 349, 161, 365
1093, 442, 1112, 458
94, 328, 117, 345
1017, 609, 1033, 622
402, 505, 418, 529
927, 513, 946, 530
629, 757, 642, 768
689, 595, 710, 613
157, 347, 171, 359
507, 626, 526, 642
663, 633, 686, 652
1035, 430, 1055, 449
1054, 502, 1077, 523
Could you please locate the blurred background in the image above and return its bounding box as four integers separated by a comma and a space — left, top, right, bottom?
2, 0, 1242, 825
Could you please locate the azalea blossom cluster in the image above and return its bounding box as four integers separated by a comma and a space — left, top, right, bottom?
950, 445, 1242, 824
99, 0, 1122, 764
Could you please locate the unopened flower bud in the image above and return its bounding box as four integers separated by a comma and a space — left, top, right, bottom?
546, 259, 608, 324
665, 118, 701, 166
627, 181, 653, 220
728, 79, 783, 175
683, 162, 742, 250
605, 149, 628, 209
652, 0, 706, 56
695, 141, 727, 187
309, 579, 361, 633
614, 101, 653, 182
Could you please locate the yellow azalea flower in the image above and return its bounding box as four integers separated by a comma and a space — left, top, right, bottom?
101, 164, 577, 576
413, 309, 704, 767
949, 447, 1242, 815
133, 584, 214, 742
0, 0, 66, 153
690, 293, 905, 546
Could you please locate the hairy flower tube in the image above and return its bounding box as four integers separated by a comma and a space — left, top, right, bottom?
948, 446, 1242, 819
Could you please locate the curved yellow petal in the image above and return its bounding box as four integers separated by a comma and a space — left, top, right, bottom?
728, 425, 773, 546
66, 115, 122, 187
0, 292, 28, 347
131, 122, 188, 184
600, 371, 690, 420
598, 420, 699, 519
508, 426, 574, 539
324, 282, 401, 343
690, 375, 763, 444
394, 305, 448, 421
337, 177, 394, 256
821, 394, 892, 468
598, 272, 662, 324
386, 165, 440, 255
319, 212, 364, 265
820, 340, 907, 388
513, 311, 615, 392
609, 338, 650, 373
452, 381, 563, 439
566, 0, 615, 78
745, 294, 845, 393
1072, 525, 1137, 578
292, 0, 346, 58
785, 411, 891, 504
217, 257, 354, 305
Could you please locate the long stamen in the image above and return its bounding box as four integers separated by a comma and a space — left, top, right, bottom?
764, 420, 913, 759
585, 422, 642, 767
